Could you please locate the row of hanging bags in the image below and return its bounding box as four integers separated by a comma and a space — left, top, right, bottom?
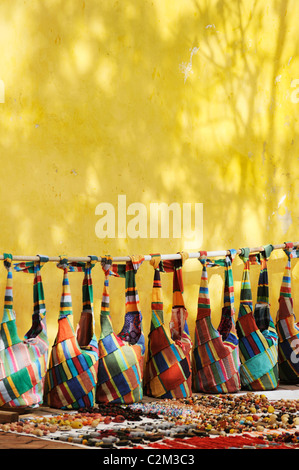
43, 257, 99, 409
144, 253, 193, 398
236, 246, 279, 390
192, 250, 241, 393
0, 254, 49, 407
96, 256, 145, 404
276, 243, 299, 383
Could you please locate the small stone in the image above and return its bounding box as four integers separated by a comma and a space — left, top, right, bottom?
281, 414, 289, 423
256, 425, 265, 432
269, 414, 277, 424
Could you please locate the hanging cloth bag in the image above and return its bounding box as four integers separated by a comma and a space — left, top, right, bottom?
276, 243, 299, 383
236, 247, 279, 390
96, 256, 145, 404
0, 254, 49, 408
192, 250, 241, 393
44, 257, 99, 409
144, 253, 193, 399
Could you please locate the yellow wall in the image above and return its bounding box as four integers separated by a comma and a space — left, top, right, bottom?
0, 0, 298, 350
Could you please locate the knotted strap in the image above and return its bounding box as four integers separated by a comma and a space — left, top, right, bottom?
3, 254, 13, 319
99, 256, 119, 338
14, 255, 49, 339
68, 256, 98, 312
215, 249, 238, 342
280, 242, 294, 299
67, 256, 98, 351
238, 247, 252, 316
197, 251, 210, 320
149, 254, 163, 331
256, 245, 273, 305
57, 257, 72, 319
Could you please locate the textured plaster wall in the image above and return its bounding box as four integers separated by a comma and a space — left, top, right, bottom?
0, 0, 298, 349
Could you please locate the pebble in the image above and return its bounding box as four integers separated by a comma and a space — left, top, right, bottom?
2, 393, 299, 449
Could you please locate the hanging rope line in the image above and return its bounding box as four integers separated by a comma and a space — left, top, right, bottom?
0, 242, 298, 263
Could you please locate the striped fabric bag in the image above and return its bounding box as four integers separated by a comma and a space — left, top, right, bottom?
276, 243, 299, 383
192, 251, 241, 393
44, 257, 99, 409
144, 254, 193, 399
96, 256, 145, 404
0, 254, 49, 408
236, 247, 279, 391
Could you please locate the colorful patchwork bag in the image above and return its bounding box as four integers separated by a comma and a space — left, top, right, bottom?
0, 254, 49, 407
192, 251, 241, 393
44, 257, 99, 409
96, 256, 145, 404
276, 243, 299, 383
144, 254, 193, 399
236, 247, 279, 390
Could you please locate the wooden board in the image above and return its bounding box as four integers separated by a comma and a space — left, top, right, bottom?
0, 432, 83, 449
0, 411, 19, 424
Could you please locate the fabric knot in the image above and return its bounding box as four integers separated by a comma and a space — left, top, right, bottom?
129, 255, 145, 272
284, 241, 294, 260
150, 253, 161, 270
239, 247, 250, 262
57, 256, 69, 270
227, 249, 237, 262
101, 255, 113, 276
3, 253, 12, 270
198, 251, 207, 265
179, 251, 189, 265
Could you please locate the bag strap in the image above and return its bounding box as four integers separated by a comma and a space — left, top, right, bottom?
204, 249, 237, 313
149, 254, 163, 330
196, 251, 211, 320
256, 244, 273, 304
68, 256, 98, 313
238, 247, 253, 317
160, 252, 188, 310
223, 249, 236, 314
57, 257, 73, 319
3, 253, 13, 318
67, 256, 98, 349
125, 256, 144, 316
14, 255, 49, 338
99, 256, 119, 338
216, 249, 238, 341
279, 242, 298, 298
